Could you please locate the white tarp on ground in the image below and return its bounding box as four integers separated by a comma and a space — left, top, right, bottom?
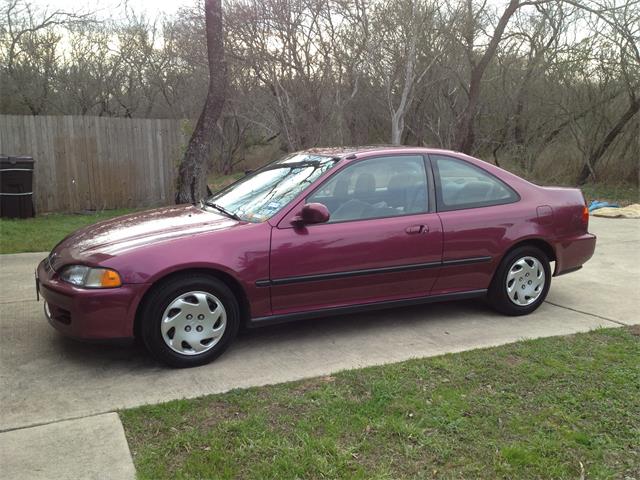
592, 203, 640, 219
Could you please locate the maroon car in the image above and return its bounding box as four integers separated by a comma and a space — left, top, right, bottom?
36, 147, 596, 367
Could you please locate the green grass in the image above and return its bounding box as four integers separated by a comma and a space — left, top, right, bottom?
121, 327, 640, 480
0, 209, 135, 254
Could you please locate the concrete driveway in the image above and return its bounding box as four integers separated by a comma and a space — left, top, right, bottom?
1, 217, 638, 434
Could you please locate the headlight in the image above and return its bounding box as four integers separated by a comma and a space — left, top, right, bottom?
59, 265, 122, 288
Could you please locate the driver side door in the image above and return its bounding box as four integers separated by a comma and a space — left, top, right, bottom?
267, 155, 443, 315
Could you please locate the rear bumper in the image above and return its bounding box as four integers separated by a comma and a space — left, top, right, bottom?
553, 233, 596, 276
37, 259, 148, 340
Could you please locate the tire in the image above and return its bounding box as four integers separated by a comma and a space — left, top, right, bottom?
140, 274, 240, 368
488, 245, 551, 316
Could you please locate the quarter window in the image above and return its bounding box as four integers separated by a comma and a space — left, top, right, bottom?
433, 156, 518, 211
307, 156, 428, 222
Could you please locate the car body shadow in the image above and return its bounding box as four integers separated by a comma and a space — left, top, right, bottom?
51, 298, 492, 370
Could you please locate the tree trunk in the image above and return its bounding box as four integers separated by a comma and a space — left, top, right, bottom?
391, 110, 404, 145
175, 0, 226, 204
389, 0, 418, 145
577, 96, 640, 185
455, 0, 520, 154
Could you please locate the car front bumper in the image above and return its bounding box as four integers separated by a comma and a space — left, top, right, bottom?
37, 258, 148, 340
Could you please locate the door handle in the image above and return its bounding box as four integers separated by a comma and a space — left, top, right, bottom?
405, 225, 429, 234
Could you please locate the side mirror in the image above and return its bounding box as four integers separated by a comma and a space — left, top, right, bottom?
293, 203, 330, 225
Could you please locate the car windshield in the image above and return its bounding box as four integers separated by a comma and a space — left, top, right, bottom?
205, 153, 339, 222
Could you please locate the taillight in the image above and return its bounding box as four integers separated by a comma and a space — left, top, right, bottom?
582, 205, 589, 227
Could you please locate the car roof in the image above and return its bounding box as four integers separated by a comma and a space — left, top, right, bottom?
298, 145, 463, 159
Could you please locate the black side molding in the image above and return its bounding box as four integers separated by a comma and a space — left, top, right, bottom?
441, 256, 491, 266
255, 256, 492, 287
247, 289, 487, 328
257, 261, 441, 287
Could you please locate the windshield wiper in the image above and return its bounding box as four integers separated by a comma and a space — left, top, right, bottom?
202, 200, 242, 221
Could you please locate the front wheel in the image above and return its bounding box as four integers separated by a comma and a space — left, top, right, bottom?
140, 274, 240, 368
488, 246, 551, 316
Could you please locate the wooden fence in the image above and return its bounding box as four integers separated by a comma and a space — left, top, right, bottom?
0, 115, 187, 213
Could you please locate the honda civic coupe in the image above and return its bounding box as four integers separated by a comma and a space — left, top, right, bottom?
36, 147, 596, 367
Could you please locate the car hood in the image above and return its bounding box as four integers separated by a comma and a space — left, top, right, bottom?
50, 205, 240, 267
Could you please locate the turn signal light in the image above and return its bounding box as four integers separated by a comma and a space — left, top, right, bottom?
582, 206, 589, 226
100, 269, 122, 288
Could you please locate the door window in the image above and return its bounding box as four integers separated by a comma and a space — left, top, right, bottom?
307, 156, 428, 222
433, 156, 518, 211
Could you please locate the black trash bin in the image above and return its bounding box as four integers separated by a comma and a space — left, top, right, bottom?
0, 155, 35, 218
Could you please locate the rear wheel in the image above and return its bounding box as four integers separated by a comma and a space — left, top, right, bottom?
488, 246, 551, 316
140, 274, 240, 368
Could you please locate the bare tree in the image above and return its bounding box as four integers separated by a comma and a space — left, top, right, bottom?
575, 0, 640, 183
175, 0, 226, 204
368, 0, 444, 144
1, 0, 637, 189
0, 0, 92, 114
453, 0, 528, 154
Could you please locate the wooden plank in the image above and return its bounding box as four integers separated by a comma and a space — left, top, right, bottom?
39, 116, 54, 212
126, 118, 136, 208
107, 116, 119, 209
156, 119, 166, 203
99, 117, 112, 209
169, 119, 182, 200
109, 116, 121, 208
128, 118, 136, 207
52, 116, 69, 211
15, 115, 28, 154
80, 115, 96, 210
25, 115, 44, 212
75, 116, 91, 210
92, 116, 106, 210
109, 117, 120, 209
147, 119, 158, 205
123, 118, 133, 207
138, 118, 151, 206
166, 120, 175, 202
66, 116, 80, 211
